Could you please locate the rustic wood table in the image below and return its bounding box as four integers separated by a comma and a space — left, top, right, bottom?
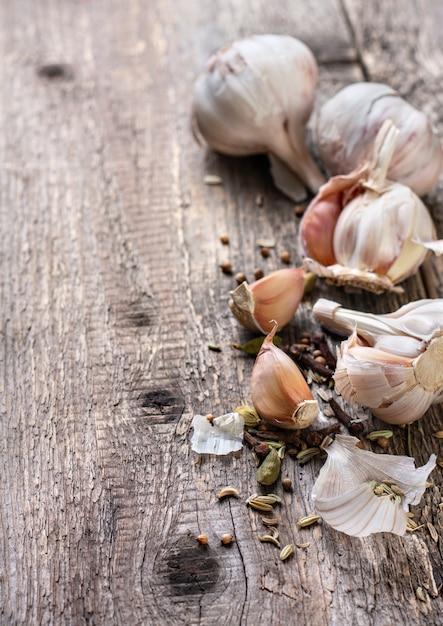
1, 1, 443, 624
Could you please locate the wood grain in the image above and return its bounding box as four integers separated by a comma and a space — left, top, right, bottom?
1, 0, 442, 624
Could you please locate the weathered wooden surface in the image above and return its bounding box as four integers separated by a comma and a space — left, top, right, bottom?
1, 0, 443, 624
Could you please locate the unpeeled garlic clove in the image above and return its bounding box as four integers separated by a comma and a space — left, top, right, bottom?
311, 434, 436, 537
192, 34, 325, 201
229, 267, 306, 333
313, 298, 443, 424
250, 320, 318, 429
315, 82, 443, 196
300, 120, 443, 293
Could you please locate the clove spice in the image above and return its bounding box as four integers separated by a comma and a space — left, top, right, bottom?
328, 397, 364, 435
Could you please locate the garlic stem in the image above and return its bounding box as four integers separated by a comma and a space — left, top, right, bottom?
364, 120, 400, 192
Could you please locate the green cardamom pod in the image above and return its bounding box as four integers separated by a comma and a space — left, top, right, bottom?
256, 448, 281, 486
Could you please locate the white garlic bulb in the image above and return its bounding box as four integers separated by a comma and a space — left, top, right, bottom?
315, 82, 443, 196
313, 298, 443, 424
192, 34, 325, 201
300, 120, 443, 293
312, 435, 436, 537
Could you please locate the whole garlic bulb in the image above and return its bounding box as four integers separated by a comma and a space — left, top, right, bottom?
313, 298, 443, 425
300, 120, 443, 293
315, 82, 443, 196
192, 34, 325, 201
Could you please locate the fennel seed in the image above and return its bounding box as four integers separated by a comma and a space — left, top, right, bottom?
427, 522, 439, 543
203, 174, 223, 185
217, 487, 240, 499
297, 514, 321, 528
279, 544, 294, 561
247, 498, 273, 512
259, 534, 281, 547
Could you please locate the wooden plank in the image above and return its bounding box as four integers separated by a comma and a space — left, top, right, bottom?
0, 0, 442, 624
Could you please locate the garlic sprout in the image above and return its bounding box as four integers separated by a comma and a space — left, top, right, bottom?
299, 120, 443, 293
313, 298, 443, 424
311, 435, 436, 537
250, 320, 318, 429
315, 82, 443, 196
229, 267, 306, 333
191, 412, 244, 455
192, 34, 325, 201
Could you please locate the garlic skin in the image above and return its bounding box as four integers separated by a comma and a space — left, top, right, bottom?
192, 34, 325, 201
313, 298, 443, 424
311, 435, 436, 537
300, 120, 443, 293
250, 320, 318, 429
315, 82, 443, 196
229, 267, 306, 334
191, 412, 244, 455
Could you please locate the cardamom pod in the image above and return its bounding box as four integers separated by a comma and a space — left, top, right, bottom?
256, 448, 282, 485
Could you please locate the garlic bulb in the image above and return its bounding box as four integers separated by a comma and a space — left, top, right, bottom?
315, 82, 443, 196
300, 120, 443, 293
311, 435, 436, 537
313, 298, 443, 424
192, 34, 325, 201
250, 320, 318, 429
229, 267, 306, 333
191, 412, 244, 455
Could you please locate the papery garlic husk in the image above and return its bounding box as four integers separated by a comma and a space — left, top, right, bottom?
315, 82, 443, 196
229, 267, 306, 333
300, 120, 443, 293
192, 34, 325, 201
313, 298, 443, 424
311, 434, 436, 537
250, 320, 318, 429
191, 412, 244, 455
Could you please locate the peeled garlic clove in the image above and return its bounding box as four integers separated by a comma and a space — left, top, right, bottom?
250, 320, 318, 429
313, 298, 443, 424
192, 34, 325, 200
315, 82, 443, 196
229, 267, 306, 333
300, 120, 443, 293
312, 435, 436, 537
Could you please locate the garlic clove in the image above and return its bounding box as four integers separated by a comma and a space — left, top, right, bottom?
229, 267, 306, 333
250, 320, 318, 429
315, 82, 443, 196
313, 298, 443, 424
311, 434, 436, 537
300, 120, 443, 293
192, 34, 325, 199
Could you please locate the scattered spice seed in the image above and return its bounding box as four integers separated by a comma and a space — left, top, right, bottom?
220, 533, 233, 545
259, 534, 281, 547
296, 542, 310, 548
377, 437, 390, 449
260, 246, 271, 258
294, 204, 305, 216
279, 544, 294, 561
217, 487, 240, 499
281, 477, 293, 491
257, 238, 275, 248
253, 268, 264, 280
311, 334, 337, 370
328, 397, 365, 436
297, 514, 321, 527
255, 194, 264, 206
280, 251, 291, 264
366, 430, 393, 441
427, 522, 439, 542
196, 534, 209, 545
247, 499, 274, 512
235, 272, 247, 284
204, 174, 223, 185
219, 234, 230, 245
296, 447, 321, 464
253, 494, 282, 505
220, 262, 233, 275
261, 516, 281, 526
433, 431, 443, 439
